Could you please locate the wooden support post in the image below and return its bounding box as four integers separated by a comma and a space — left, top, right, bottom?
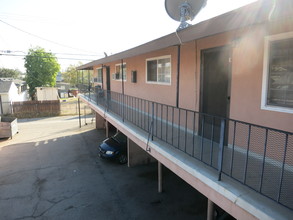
207, 199, 215, 220
105, 120, 109, 138
158, 162, 163, 193
127, 137, 130, 168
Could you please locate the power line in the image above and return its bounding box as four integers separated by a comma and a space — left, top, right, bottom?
0, 53, 94, 61
0, 19, 100, 55
0, 50, 103, 57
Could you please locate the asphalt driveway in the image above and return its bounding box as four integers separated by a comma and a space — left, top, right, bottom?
0, 115, 207, 220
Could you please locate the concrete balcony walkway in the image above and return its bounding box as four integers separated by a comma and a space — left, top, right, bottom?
80, 94, 293, 220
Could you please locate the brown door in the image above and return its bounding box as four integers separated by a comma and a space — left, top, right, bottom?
200, 46, 231, 141
106, 66, 111, 91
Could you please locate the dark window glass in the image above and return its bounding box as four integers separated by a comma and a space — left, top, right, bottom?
97, 68, 102, 83
147, 60, 157, 82
267, 38, 293, 108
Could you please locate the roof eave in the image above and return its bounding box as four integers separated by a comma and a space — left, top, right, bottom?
77, 0, 293, 70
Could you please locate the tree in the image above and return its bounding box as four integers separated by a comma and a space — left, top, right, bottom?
61, 63, 81, 86
24, 47, 60, 99
0, 68, 22, 79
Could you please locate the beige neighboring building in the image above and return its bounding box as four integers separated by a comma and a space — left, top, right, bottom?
36, 87, 59, 101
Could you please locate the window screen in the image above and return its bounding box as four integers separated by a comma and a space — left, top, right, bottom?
267, 38, 293, 108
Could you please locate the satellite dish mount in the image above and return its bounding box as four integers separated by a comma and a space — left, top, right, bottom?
165, 0, 207, 31
178, 2, 194, 30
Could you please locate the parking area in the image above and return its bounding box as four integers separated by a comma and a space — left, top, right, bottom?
0, 116, 210, 219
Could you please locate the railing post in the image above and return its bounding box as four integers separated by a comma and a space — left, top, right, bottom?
152, 102, 154, 141
78, 98, 81, 128
218, 118, 226, 181
106, 90, 109, 112
96, 89, 99, 105
122, 93, 125, 122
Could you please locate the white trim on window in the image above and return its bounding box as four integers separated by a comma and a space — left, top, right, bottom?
146, 55, 171, 85
96, 67, 103, 83
114, 63, 127, 81
261, 32, 293, 114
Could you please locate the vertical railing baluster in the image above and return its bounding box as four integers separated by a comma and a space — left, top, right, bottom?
137, 98, 139, 128
142, 100, 145, 130
172, 107, 174, 146
155, 103, 158, 137
131, 96, 133, 122
184, 110, 188, 153
143, 100, 148, 130
106, 90, 109, 112
147, 101, 150, 133
122, 92, 125, 122
177, 109, 181, 149
230, 121, 237, 176
210, 117, 215, 166
136, 97, 138, 125
129, 95, 131, 121
126, 95, 128, 121
166, 106, 169, 142
139, 99, 142, 129
244, 125, 251, 184
192, 112, 196, 157
277, 133, 288, 203
218, 119, 226, 181
161, 104, 163, 139
152, 102, 154, 141
200, 115, 205, 161
126, 96, 131, 121
127, 95, 129, 121
259, 129, 268, 193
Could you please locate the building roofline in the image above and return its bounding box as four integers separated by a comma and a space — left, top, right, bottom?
77, 0, 293, 70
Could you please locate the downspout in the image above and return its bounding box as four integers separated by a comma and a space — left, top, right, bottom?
176, 45, 181, 108
88, 69, 90, 100
101, 64, 104, 90
121, 59, 125, 122
121, 59, 124, 95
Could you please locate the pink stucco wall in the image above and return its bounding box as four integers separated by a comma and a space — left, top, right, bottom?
93, 20, 293, 133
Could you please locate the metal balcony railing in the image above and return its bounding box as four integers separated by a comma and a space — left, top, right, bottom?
82, 89, 293, 211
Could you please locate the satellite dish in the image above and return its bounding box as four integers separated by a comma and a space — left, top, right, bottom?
165, 0, 207, 31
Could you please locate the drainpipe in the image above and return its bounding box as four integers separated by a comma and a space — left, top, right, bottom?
88, 69, 90, 100
176, 45, 181, 108
101, 64, 104, 90
121, 59, 125, 122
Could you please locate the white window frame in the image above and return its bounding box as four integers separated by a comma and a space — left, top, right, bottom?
96, 67, 103, 83
261, 32, 293, 114
146, 55, 171, 85
114, 63, 127, 81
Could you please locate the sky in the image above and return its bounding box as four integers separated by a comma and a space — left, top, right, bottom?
0, 0, 257, 73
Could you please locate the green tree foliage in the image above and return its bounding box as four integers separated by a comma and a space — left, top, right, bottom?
0, 68, 22, 78
24, 47, 60, 99
62, 62, 91, 87
61, 63, 80, 86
